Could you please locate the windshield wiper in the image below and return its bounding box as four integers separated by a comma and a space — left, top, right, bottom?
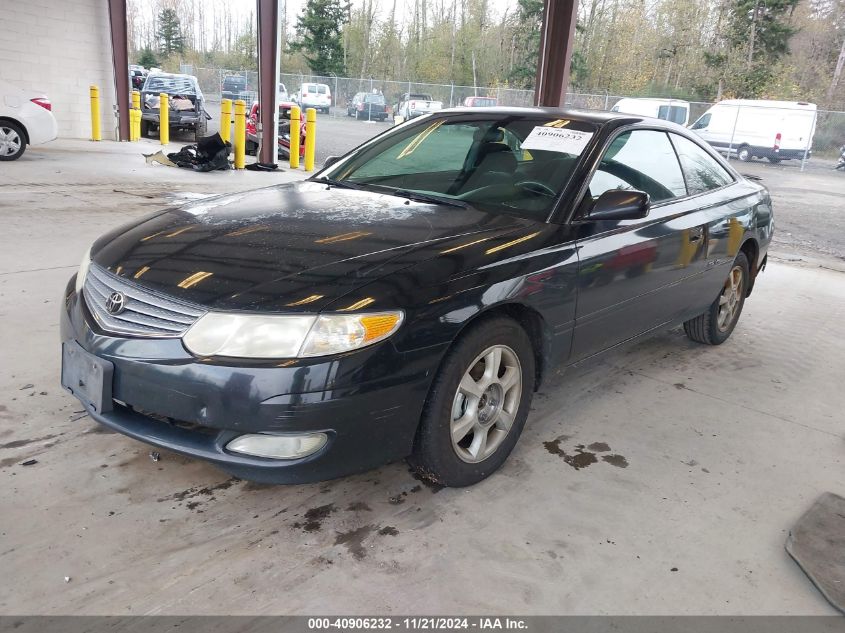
309, 176, 364, 190
370, 186, 469, 209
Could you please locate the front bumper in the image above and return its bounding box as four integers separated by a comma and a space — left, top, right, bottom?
60, 278, 441, 483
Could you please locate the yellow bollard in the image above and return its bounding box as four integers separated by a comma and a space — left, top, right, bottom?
131, 91, 141, 141
220, 99, 232, 144
304, 108, 317, 172
89, 85, 101, 141
159, 93, 169, 145
233, 99, 246, 169
289, 106, 301, 170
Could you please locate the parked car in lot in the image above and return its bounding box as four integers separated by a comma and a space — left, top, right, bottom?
221, 74, 252, 102
61, 108, 772, 487
690, 99, 817, 162
294, 83, 332, 113
396, 92, 443, 119
0, 79, 57, 161
277, 82, 288, 101
611, 97, 690, 125
463, 96, 498, 107
347, 91, 389, 120
140, 72, 209, 141
245, 100, 306, 160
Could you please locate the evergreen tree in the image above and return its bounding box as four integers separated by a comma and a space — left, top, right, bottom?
508, 0, 544, 88
137, 47, 158, 69
289, 0, 350, 76
157, 8, 185, 56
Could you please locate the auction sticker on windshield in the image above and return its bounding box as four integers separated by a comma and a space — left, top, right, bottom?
522, 126, 593, 154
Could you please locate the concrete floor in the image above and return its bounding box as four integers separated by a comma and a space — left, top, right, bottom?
0, 139, 843, 615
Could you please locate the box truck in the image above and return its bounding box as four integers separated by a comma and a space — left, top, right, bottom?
689, 99, 817, 162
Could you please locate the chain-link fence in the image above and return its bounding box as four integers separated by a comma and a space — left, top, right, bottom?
192, 67, 845, 165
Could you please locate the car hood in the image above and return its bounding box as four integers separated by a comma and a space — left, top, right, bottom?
91, 182, 529, 312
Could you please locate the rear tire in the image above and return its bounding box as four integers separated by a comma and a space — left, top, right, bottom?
409, 317, 535, 487
768, 156, 781, 164
194, 116, 208, 142
737, 145, 752, 162
684, 252, 749, 345
0, 120, 26, 161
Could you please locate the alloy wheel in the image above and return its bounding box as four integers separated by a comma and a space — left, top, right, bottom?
450, 345, 522, 463
717, 265, 744, 332
0, 127, 22, 157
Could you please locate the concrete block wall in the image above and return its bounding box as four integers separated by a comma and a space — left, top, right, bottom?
0, 0, 118, 139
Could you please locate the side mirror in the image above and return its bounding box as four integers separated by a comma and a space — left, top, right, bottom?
586, 189, 650, 221
323, 155, 341, 169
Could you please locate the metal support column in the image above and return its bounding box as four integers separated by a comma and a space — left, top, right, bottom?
534, 0, 579, 108
107, 0, 130, 141
257, 0, 283, 166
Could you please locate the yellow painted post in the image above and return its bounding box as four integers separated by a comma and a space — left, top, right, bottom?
304, 107, 316, 172
289, 106, 301, 169
131, 91, 141, 141
159, 93, 169, 145
219, 99, 232, 144
233, 99, 246, 169
89, 85, 101, 141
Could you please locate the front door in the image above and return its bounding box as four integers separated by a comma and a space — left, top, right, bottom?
570, 129, 708, 360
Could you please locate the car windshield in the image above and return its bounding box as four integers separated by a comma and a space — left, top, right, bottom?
365, 94, 385, 104
144, 75, 196, 94
323, 115, 597, 220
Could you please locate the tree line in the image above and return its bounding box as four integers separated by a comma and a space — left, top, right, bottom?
128, 0, 845, 109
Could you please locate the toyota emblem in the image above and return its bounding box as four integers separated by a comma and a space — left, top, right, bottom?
105, 291, 126, 315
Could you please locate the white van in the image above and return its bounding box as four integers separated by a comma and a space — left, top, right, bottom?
689, 99, 817, 162
611, 98, 690, 125
294, 83, 332, 114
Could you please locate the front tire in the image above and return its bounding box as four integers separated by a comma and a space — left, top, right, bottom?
684, 252, 749, 345
0, 120, 26, 161
409, 317, 535, 487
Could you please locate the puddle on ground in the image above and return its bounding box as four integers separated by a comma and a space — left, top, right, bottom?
544, 437, 629, 470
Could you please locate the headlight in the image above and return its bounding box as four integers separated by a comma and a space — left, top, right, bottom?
182, 311, 403, 359
75, 247, 92, 294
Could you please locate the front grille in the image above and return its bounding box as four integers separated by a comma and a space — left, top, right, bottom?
83, 264, 206, 337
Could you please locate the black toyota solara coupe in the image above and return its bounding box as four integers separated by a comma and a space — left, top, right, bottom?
61, 107, 773, 487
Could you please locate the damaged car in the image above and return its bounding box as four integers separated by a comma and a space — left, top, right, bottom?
61, 108, 773, 487
140, 72, 210, 141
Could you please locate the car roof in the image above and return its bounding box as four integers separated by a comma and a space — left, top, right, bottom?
436, 105, 646, 125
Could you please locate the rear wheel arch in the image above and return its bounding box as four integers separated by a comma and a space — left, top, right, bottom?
0, 117, 29, 144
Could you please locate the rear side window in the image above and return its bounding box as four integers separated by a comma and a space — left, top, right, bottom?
318, 85, 327, 94
669, 134, 734, 194
588, 130, 687, 203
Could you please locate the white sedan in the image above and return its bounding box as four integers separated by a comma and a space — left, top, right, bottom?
0, 80, 58, 161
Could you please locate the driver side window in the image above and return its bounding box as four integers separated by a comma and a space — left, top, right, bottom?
587, 130, 687, 203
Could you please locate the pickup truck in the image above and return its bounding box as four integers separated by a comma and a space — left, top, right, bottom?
396, 93, 442, 120
140, 72, 210, 141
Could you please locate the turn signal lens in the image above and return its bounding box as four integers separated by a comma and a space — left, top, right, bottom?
360, 314, 402, 342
